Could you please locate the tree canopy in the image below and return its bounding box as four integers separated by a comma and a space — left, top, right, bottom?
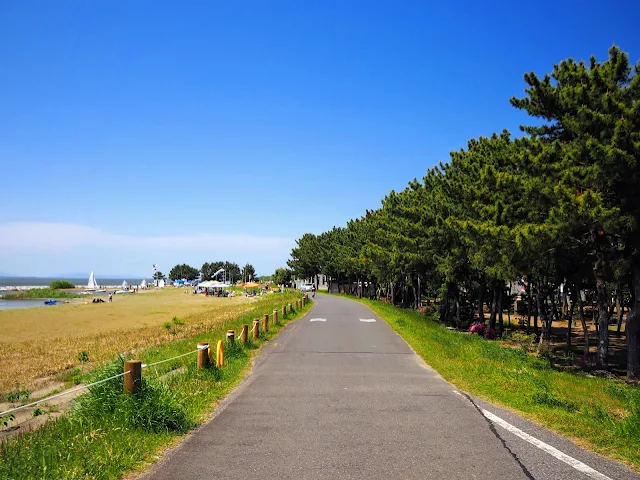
169, 264, 199, 281
287, 46, 640, 379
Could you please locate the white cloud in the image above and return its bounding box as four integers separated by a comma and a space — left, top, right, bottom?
0, 222, 293, 251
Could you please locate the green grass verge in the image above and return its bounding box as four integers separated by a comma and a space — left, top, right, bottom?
2, 288, 83, 299
0, 293, 312, 479
333, 294, 640, 472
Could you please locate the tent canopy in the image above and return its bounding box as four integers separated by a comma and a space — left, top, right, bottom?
242, 282, 260, 289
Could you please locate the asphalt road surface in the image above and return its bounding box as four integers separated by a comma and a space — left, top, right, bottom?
141, 294, 639, 480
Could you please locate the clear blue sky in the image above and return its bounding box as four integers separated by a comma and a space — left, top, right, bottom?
1, 0, 638, 277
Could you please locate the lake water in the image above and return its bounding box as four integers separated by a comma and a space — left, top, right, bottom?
0, 298, 55, 310
0, 276, 151, 290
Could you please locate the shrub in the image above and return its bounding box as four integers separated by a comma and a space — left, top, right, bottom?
510, 331, 537, 352
76, 359, 191, 433
77, 351, 90, 363
469, 322, 485, 336
484, 327, 497, 340
172, 316, 184, 326
50, 280, 75, 290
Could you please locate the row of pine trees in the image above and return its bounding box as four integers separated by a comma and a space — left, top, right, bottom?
287, 46, 640, 379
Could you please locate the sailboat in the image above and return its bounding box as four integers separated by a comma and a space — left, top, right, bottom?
116, 279, 134, 294
85, 271, 105, 293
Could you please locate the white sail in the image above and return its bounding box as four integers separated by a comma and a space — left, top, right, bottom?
122, 280, 128, 288
88, 272, 97, 289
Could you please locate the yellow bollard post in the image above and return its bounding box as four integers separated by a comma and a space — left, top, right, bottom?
216, 340, 225, 367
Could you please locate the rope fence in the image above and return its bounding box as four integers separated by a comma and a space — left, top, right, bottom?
0, 294, 310, 418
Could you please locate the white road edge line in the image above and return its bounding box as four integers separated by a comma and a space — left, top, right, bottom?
359, 318, 376, 322
452, 390, 612, 480
310, 318, 326, 322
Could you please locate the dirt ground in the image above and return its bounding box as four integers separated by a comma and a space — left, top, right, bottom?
505, 309, 630, 376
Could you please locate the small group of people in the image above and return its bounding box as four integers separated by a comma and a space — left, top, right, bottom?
92, 298, 105, 303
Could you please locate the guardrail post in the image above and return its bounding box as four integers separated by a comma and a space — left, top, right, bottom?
197, 342, 210, 371
226, 330, 235, 344
273, 309, 278, 325
253, 319, 260, 339
216, 340, 225, 367
124, 360, 142, 395
263, 313, 269, 332
240, 324, 248, 344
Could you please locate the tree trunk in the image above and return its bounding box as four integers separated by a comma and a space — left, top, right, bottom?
455, 285, 462, 328
507, 282, 512, 328
488, 282, 499, 331
526, 281, 532, 334
566, 287, 577, 354
577, 293, 589, 360
498, 286, 504, 333
616, 284, 624, 334
477, 285, 485, 323
595, 270, 610, 368
536, 291, 549, 353
627, 262, 640, 380
561, 286, 569, 318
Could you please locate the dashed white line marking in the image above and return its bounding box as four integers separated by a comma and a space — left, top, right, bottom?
310, 318, 326, 322
359, 318, 376, 322
451, 390, 612, 480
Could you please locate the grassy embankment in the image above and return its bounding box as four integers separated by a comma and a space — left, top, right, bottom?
0, 293, 312, 479
0, 289, 283, 394
2, 288, 84, 299
336, 294, 640, 471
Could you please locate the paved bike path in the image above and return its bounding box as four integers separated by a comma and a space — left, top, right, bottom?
141, 294, 639, 480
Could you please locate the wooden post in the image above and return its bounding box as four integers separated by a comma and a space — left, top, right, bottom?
226, 330, 235, 343
302, 296, 306, 307
197, 342, 210, 371
253, 319, 260, 339
273, 309, 278, 325
263, 313, 269, 332
288, 303, 293, 312
282, 305, 286, 318
216, 340, 225, 367
240, 324, 248, 344
124, 360, 142, 395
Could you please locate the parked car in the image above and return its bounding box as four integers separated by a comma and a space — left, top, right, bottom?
300, 284, 314, 292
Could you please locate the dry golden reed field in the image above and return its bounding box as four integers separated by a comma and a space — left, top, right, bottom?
0, 288, 272, 394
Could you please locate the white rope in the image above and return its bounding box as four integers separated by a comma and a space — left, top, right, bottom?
142, 349, 199, 369
0, 371, 130, 417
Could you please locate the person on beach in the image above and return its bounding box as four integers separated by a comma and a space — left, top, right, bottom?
108, 293, 113, 302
